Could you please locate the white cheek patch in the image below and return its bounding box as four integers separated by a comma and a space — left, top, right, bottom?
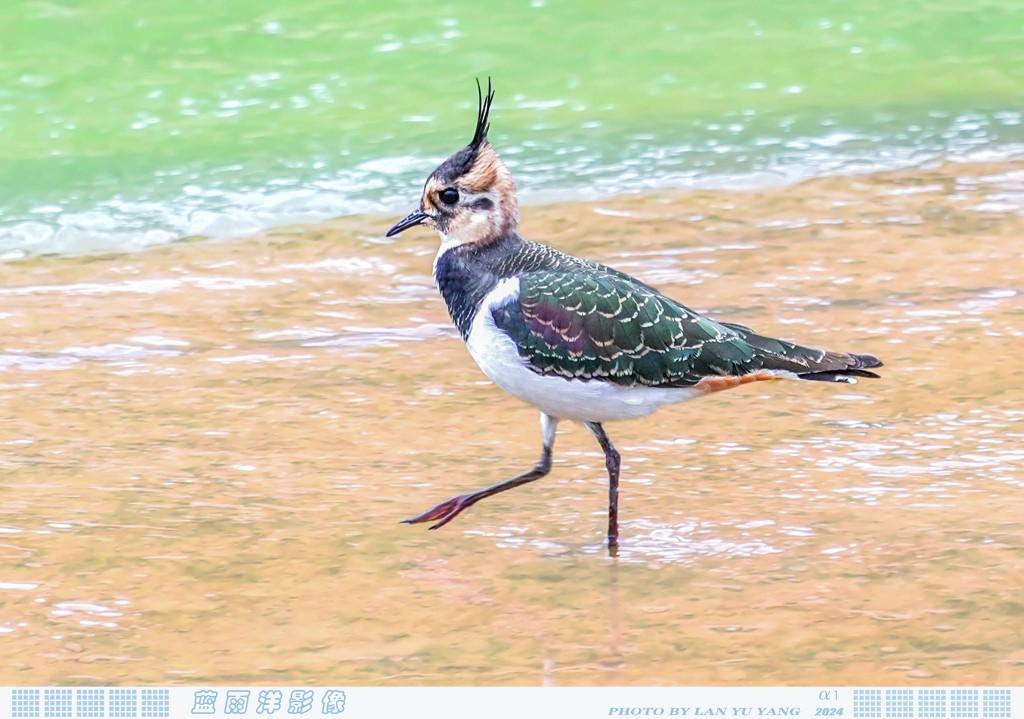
440, 211, 492, 249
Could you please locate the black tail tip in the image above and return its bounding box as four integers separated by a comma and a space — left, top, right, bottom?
801, 368, 881, 383
800, 352, 884, 383
850, 352, 883, 369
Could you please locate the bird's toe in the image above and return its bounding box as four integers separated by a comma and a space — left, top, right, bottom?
402, 494, 475, 529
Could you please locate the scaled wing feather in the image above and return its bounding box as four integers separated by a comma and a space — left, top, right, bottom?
492, 266, 879, 387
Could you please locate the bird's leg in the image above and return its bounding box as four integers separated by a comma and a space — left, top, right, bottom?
585, 421, 621, 555
403, 414, 558, 530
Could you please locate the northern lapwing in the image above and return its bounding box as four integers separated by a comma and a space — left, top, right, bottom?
387, 80, 882, 554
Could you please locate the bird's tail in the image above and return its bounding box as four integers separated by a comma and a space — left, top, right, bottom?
794, 352, 883, 383
720, 322, 883, 384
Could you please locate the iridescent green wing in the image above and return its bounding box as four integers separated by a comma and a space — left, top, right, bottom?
491, 268, 761, 387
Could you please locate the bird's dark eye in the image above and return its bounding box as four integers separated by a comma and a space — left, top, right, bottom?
439, 187, 459, 205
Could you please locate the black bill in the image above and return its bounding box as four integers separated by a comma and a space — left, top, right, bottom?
386, 209, 429, 237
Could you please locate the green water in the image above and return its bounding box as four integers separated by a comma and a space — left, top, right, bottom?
1, 0, 1022, 256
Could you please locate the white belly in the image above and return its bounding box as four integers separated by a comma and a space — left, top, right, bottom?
464, 279, 701, 423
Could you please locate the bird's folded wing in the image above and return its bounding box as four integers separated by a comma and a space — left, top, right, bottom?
490, 269, 760, 387
490, 268, 877, 387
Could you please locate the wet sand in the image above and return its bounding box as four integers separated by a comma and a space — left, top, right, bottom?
1, 162, 1023, 685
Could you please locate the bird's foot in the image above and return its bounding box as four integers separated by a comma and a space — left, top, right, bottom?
607, 535, 619, 558
402, 493, 478, 530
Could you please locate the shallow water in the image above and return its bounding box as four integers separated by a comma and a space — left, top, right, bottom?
2, 0, 1024, 256
2, 161, 1024, 684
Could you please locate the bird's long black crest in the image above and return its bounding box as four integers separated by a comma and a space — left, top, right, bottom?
428, 78, 496, 183
470, 77, 494, 149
